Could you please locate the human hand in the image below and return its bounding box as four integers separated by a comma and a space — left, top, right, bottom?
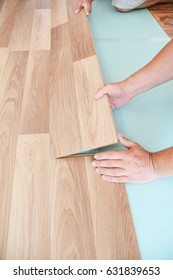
92, 134, 156, 183
95, 82, 133, 109
74, 0, 92, 16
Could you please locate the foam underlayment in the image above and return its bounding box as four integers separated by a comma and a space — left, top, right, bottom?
88, 0, 173, 260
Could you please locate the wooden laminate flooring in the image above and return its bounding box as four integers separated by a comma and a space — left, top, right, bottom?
50, 0, 117, 159
4, 0, 172, 259
149, 4, 173, 38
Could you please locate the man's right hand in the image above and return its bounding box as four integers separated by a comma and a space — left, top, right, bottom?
75, 0, 92, 16
95, 82, 133, 110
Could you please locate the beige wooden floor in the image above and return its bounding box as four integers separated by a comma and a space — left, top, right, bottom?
4, 0, 168, 260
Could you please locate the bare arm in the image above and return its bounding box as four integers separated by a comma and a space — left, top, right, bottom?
125, 39, 173, 98
95, 40, 173, 108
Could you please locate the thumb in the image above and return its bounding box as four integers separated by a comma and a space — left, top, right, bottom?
118, 133, 137, 149
95, 85, 110, 100
83, 3, 91, 15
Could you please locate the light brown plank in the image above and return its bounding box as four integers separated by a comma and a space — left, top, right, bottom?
30, 9, 51, 50
50, 156, 140, 259
19, 51, 50, 134
5, 134, 51, 260
0, 49, 9, 80
35, 0, 51, 9
0, 51, 28, 259
66, 0, 95, 62
50, 24, 117, 158
51, 0, 68, 28
50, 24, 83, 158
0, 0, 22, 48
149, 4, 173, 38
9, 0, 35, 50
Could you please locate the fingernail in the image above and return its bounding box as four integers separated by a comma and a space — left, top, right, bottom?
94, 154, 99, 159
96, 168, 100, 173
92, 161, 96, 167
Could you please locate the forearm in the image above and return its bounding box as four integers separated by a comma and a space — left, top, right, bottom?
124, 40, 173, 98
152, 147, 173, 179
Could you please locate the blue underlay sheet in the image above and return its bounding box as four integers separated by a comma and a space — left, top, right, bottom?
87, 0, 173, 259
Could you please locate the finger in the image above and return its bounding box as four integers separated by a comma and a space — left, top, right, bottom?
94, 150, 126, 160
74, 1, 82, 13
96, 167, 126, 177
118, 133, 137, 149
95, 85, 111, 100
92, 159, 124, 168
83, 2, 91, 15
101, 175, 129, 183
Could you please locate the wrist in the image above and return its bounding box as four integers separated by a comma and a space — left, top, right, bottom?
151, 148, 173, 179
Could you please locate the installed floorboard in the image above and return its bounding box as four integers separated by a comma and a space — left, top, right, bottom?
51, 156, 140, 260
51, 0, 68, 28
35, 0, 51, 9
6, 134, 51, 260
0, 0, 22, 48
5, 134, 140, 259
0, 51, 28, 259
149, 4, 173, 38
19, 50, 50, 134
30, 9, 51, 50
9, 0, 35, 50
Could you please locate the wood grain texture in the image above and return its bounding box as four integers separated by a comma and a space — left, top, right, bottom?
0, 0, 22, 48
149, 4, 173, 38
35, 0, 51, 9
66, 0, 95, 62
19, 51, 50, 134
51, 156, 140, 260
51, 0, 68, 28
9, 0, 35, 50
50, 24, 117, 158
5, 134, 140, 260
0, 51, 28, 259
6, 134, 51, 260
30, 9, 51, 50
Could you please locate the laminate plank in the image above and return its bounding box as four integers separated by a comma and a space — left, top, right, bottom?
0, 51, 28, 259
50, 24, 83, 158
73, 55, 117, 152
5, 134, 51, 260
30, 9, 51, 50
9, 0, 35, 50
50, 156, 140, 259
51, 0, 68, 28
35, 0, 51, 9
50, 25, 117, 158
66, 0, 95, 62
149, 4, 173, 38
19, 51, 50, 134
0, 0, 5, 13
0, 0, 21, 48
0, 49, 9, 81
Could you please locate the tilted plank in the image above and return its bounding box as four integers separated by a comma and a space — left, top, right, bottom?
50, 156, 140, 259
19, 50, 50, 134
0, 51, 28, 259
50, 23, 117, 158
66, 0, 95, 61
50, 24, 83, 158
